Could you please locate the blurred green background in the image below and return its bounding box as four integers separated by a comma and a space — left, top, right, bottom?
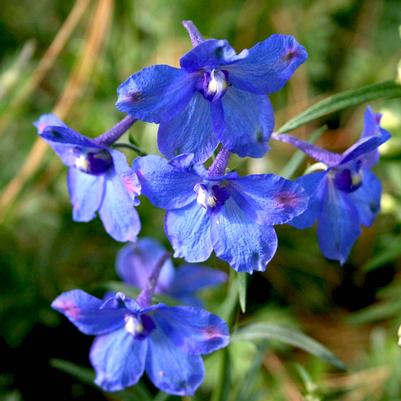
1, 0, 401, 400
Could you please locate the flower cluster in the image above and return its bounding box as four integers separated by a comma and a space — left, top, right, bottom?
37, 20, 391, 396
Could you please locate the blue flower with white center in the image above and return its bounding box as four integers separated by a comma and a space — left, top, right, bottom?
116, 237, 227, 307
116, 20, 307, 162
134, 152, 309, 273
34, 114, 141, 242
273, 107, 391, 264
52, 290, 229, 395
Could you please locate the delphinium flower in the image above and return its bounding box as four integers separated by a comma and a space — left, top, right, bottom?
272, 106, 391, 264
116, 237, 227, 306
116, 20, 307, 162
52, 252, 229, 395
35, 114, 141, 242
134, 149, 309, 273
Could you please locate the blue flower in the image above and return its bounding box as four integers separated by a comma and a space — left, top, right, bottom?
279, 107, 391, 264
134, 153, 308, 273
52, 290, 229, 395
34, 114, 141, 242
116, 21, 307, 162
116, 237, 227, 306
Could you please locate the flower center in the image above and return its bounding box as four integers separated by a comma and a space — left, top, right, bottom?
194, 183, 229, 210
202, 69, 228, 101
124, 314, 155, 340
333, 167, 363, 193
73, 147, 113, 175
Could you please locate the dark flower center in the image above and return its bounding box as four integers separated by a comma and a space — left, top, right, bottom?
73, 147, 113, 175
194, 183, 229, 210
200, 69, 229, 102
333, 167, 363, 193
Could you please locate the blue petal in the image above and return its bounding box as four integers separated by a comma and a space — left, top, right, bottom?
213, 86, 274, 157
99, 168, 141, 242
211, 197, 278, 273
67, 168, 105, 222
228, 174, 309, 225
317, 180, 361, 264
165, 201, 213, 262
348, 170, 381, 227
116, 65, 196, 123
151, 305, 229, 355
34, 113, 67, 134
290, 171, 327, 229
225, 34, 308, 94
134, 155, 199, 209
169, 265, 227, 300
158, 92, 218, 162
180, 39, 248, 72
90, 328, 147, 392
51, 290, 125, 335
146, 326, 204, 396
116, 238, 175, 292
272, 133, 342, 166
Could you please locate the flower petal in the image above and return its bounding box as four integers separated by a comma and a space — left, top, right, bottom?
34, 113, 67, 134
317, 180, 361, 264
134, 155, 199, 209
116, 65, 196, 123
180, 39, 247, 72
348, 170, 381, 227
213, 87, 274, 158
90, 328, 147, 392
116, 238, 175, 292
290, 171, 327, 229
150, 305, 229, 355
165, 201, 213, 263
67, 168, 105, 222
146, 326, 204, 396
99, 169, 141, 242
226, 34, 308, 94
211, 197, 278, 273
228, 174, 309, 225
158, 92, 218, 162
51, 290, 125, 335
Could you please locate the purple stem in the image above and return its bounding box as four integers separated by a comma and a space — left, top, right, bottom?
136, 252, 170, 308
182, 20, 204, 47
208, 147, 231, 177
94, 115, 137, 146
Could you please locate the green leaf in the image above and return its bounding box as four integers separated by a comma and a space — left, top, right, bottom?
278, 80, 401, 133
279, 125, 327, 179
231, 323, 346, 370
347, 299, 401, 325
237, 273, 247, 313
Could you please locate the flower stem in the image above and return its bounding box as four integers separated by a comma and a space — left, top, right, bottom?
136, 252, 170, 308
94, 115, 137, 146
182, 20, 204, 47
208, 147, 231, 177
111, 142, 147, 156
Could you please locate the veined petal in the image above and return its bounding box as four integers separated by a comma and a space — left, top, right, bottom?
116, 65, 196, 123
228, 174, 309, 225
348, 170, 381, 227
134, 155, 199, 209
116, 238, 175, 292
99, 169, 141, 242
146, 326, 204, 396
180, 39, 248, 72
165, 201, 213, 263
67, 168, 105, 222
158, 92, 218, 163
150, 305, 229, 355
226, 34, 308, 94
290, 171, 327, 229
272, 133, 342, 166
213, 87, 274, 158
317, 180, 361, 264
211, 197, 278, 273
90, 328, 147, 392
51, 290, 125, 335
